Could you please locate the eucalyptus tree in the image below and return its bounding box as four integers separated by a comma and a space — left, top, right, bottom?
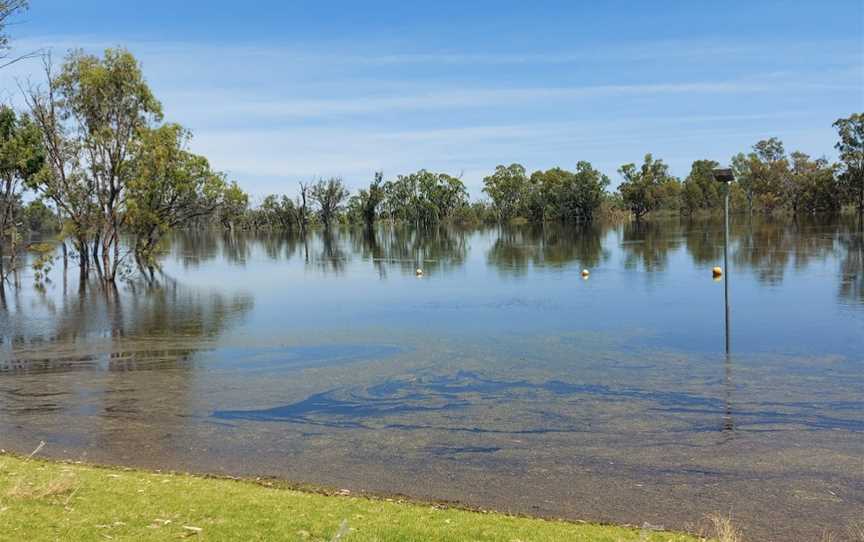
218, 181, 249, 231
834, 113, 864, 218
787, 152, 838, 214
126, 124, 231, 262
24, 57, 98, 269
259, 194, 297, 230
25, 49, 163, 280
0, 106, 43, 278
530, 162, 609, 223
618, 154, 680, 220
310, 177, 349, 229
482, 163, 529, 222
681, 160, 722, 215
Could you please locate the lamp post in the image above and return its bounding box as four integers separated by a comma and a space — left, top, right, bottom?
713, 168, 736, 433
713, 169, 735, 354
713, 168, 734, 354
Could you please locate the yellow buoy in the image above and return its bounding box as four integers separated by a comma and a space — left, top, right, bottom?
581, 269, 590, 278
712, 266, 723, 278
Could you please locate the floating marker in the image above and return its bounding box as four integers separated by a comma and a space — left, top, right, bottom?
712, 266, 723, 277
416, 268, 423, 276
581, 269, 590, 278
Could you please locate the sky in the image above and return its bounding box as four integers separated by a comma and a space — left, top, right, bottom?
1, 0, 862, 200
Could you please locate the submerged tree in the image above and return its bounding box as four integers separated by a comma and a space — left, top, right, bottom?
681, 159, 722, 215
25, 48, 163, 280
126, 124, 232, 262
530, 162, 609, 223
347, 171, 384, 226
483, 163, 529, 222
618, 154, 680, 220
310, 177, 349, 229
0, 106, 43, 278
834, 113, 864, 218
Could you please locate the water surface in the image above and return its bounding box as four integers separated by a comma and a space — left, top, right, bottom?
1, 217, 862, 541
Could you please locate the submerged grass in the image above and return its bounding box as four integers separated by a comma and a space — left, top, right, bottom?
0, 453, 705, 542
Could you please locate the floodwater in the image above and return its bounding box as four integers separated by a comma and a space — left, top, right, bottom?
1, 216, 862, 541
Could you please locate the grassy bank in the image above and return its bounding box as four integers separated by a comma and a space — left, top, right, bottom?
0, 453, 707, 542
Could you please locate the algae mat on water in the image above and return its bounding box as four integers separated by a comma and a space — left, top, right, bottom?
0, 455, 703, 541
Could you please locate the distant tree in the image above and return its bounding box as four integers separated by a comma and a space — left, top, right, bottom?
0, 106, 43, 278
383, 170, 467, 226
349, 171, 385, 226
788, 151, 839, 214
260, 194, 297, 230
23, 199, 58, 232
530, 162, 609, 223
310, 177, 349, 229
617, 154, 679, 220
219, 182, 249, 231
483, 163, 529, 222
834, 113, 864, 217
681, 160, 722, 215
297, 181, 311, 233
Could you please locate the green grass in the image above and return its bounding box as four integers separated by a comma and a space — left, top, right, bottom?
0, 454, 707, 542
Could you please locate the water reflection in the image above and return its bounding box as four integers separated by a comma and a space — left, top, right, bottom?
0, 217, 862, 542
0, 268, 253, 372
487, 223, 608, 276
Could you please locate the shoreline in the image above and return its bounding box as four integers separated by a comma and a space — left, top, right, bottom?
0, 452, 708, 541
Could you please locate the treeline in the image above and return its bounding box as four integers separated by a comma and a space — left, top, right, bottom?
233, 116, 863, 232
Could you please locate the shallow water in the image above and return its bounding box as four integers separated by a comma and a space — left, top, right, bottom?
1, 216, 862, 541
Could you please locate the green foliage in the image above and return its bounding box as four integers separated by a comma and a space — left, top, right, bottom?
347, 172, 385, 226
310, 177, 349, 228
788, 152, 840, 214
23, 199, 58, 232
681, 160, 722, 214
0, 106, 44, 273
482, 163, 529, 221
834, 112, 864, 214
259, 193, 298, 230
530, 162, 610, 223
219, 181, 250, 230
382, 170, 468, 226
126, 124, 231, 260
618, 154, 680, 220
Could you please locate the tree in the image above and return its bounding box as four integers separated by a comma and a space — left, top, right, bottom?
25, 48, 163, 281
617, 154, 679, 220
126, 124, 231, 261
681, 160, 722, 215
23, 199, 58, 232
24, 56, 98, 270
788, 151, 839, 214
834, 113, 864, 217
483, 163, 529, 222
0, 106, 43, 278
219, 182, 249, 231
260, 194, 297, 230
348, 171, 384, 226
310, 177, 349, 229
529, 163, 609, 223
382, 170, 467, 227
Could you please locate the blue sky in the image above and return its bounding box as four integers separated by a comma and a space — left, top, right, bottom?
2, 1, 862, 199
